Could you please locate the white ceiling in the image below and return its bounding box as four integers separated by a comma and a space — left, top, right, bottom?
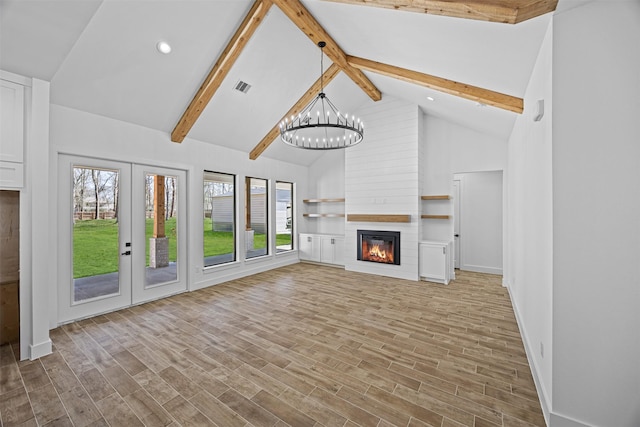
0, 0, 556, 166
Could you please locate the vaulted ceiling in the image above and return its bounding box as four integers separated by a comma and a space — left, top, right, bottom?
0, 0, 559, 165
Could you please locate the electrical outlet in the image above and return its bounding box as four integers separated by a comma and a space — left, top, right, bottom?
540, 342, 544, 358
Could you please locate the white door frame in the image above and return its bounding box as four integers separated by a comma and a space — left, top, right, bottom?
453, 179, 461, 269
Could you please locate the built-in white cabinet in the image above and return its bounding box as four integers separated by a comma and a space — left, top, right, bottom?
419, 240, 452, 284
0, 79, 25, 188
320, 235, 344, 265
299, 233, 344, 266
299, 233, 320, 262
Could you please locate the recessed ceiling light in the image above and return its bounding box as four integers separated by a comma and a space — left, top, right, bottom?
427, 96, 435, 101
156, 41, 172, 54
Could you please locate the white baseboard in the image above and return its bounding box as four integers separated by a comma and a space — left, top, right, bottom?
29, 339, 52, 360
549, 413, 592, 427
507, 286, 551, 426
507, 286, 595, 427
460, 264, 503, 275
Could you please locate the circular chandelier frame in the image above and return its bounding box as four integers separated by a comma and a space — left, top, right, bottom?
280, 41, 364, 150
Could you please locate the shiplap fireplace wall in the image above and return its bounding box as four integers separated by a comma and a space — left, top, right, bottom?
345, 97, 423, 281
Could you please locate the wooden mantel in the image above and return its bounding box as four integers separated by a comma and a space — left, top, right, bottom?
347, 214, 411, 223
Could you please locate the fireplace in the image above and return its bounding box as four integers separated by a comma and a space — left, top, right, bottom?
357, 230, 400, 265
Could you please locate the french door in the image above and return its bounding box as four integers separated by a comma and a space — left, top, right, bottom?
58, 155, 187, 324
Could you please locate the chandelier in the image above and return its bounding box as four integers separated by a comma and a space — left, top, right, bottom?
280, 41, 364, 150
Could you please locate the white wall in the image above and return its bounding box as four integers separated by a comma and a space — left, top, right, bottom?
345, 97, 420, 281
305, 101, 509, 280
422, 115, 507, 243
307, 150, 345, 236
505, 17, 554, 420
48, 104, 310, 325
551, 2, 640, 426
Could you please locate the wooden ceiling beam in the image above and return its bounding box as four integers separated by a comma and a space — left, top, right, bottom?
272, 0, 381, 102
250, 63, 342, 160
171, 0, 272, 143
321, 0, 558, 24
347, 55, 523, 113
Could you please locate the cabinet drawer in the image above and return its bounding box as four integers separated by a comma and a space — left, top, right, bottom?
0, 161, 24, 189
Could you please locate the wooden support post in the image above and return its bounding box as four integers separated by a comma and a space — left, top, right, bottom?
154, 175, 166, 238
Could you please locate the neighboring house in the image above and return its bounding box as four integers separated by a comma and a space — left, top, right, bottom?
208, 188, 291, 234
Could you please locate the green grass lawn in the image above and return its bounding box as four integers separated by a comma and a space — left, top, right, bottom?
203, 218, 292, 257
73, 219, 121, 279
73, 218, 292, 278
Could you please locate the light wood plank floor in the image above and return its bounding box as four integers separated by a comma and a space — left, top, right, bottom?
0, 264, 545, 427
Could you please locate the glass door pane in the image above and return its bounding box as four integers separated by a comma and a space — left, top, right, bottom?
72, 167, 121, 302
132, 166, 186, 305
144, 174, 178, 287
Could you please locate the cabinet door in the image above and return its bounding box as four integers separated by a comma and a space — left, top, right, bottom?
299, 234, 313, 260
299, 234, 320, 261
332, 236, 345, 266
420, 243, 446, 281
319, 236, 345, 266
320, 236, 334, 264
0, 80, 25, 163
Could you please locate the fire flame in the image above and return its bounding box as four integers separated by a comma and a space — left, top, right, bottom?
369, 244, 387, 260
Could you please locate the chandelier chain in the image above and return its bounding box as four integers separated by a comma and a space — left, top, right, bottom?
320, 44, 323, 93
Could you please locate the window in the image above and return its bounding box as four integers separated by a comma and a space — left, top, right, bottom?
203, 171, 236, 267
245, 177, 268, 259
276, 181, 293, 252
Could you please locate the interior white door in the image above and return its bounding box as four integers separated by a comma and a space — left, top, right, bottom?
58, 155, 132, 323
131, 165, 187, 304
456, 171, 503, 274
453, 179, 461, 269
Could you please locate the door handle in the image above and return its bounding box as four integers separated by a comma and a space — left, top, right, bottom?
121, 250, 131, 256
454, 234, 459, 237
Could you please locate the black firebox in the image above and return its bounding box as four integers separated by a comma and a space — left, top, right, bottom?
356, 230, 400, 265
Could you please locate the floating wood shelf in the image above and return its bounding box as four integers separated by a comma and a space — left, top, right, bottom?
421, 215, 451, 219
303, 213, 345, 218
347, 214, 411, 223
303, 198, 345, 203
421, 195, 450, 200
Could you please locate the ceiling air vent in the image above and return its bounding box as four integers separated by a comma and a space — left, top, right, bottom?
234, 80, 251, 94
